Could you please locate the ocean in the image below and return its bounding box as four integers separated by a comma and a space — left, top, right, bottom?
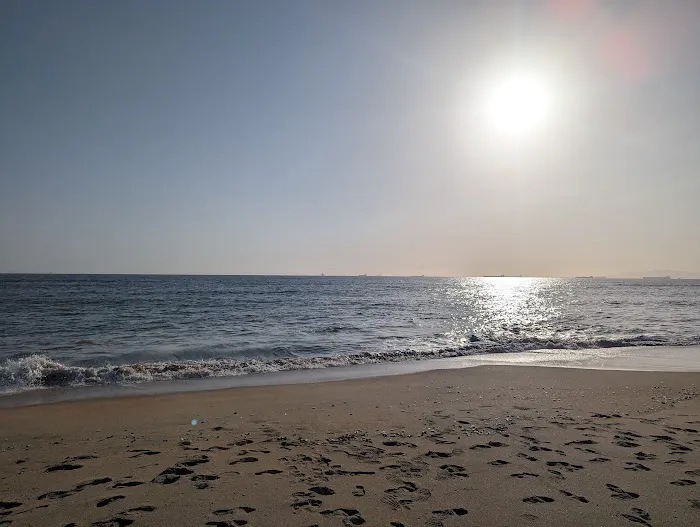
1, 275, 699, 396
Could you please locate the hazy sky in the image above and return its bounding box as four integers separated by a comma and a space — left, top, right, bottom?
2, 1, 699, 276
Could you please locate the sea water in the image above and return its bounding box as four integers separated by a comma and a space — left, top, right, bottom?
1, 275, 699, 394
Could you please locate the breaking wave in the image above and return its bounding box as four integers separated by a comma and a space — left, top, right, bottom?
1, 335, 696, 394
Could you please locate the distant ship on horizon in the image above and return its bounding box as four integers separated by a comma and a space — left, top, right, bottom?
642, 275, 671, 280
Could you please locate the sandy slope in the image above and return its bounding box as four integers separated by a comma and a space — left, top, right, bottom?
1, 366, 699, 526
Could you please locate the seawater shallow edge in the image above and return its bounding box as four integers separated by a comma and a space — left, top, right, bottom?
1, 345, 698, 408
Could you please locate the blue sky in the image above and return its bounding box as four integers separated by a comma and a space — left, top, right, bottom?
1, 1, 699, 276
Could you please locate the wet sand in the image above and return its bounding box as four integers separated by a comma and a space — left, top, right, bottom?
1, 366, 700, 526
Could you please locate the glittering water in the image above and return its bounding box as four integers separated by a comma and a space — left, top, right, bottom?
1, 275, 698, 393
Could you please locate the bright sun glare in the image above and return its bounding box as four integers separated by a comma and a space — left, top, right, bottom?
481, 69, 555, 141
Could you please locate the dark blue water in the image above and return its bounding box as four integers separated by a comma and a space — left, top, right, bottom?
1, 275, 699, 393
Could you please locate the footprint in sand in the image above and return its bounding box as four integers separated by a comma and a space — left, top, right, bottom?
382, 481, 431, 510
230, 439, 253, 446
670, 479, 696, 486
292, 491, 315, 498
36, 476, 113, 502
38, 490, 74, 500
517, 453, 538, 462
523, 496, 555, 504
229, 457, 258, 465
624, 463, 651, 472
151, 466, 193, 484
489, 459, 510, 466
213, 507, 255, 515
565, 439, 598, 445
511, 472, 539, 478
606, 484, 639, 500
618, 430, 644, 438
427, 507, 468, 526
96, 496, 125, 508
470, 441, 508, 450
128, 450, 160, 458
178, 455, 209, 467
621, 507, 652, 526
614, 440, 641, 448
320, 508, 366, 526
383, 441, 417, 448
379, 460, 429, 480
209, 507, 254, 524
590, 457, 610, 463
352, 486, 365, 497
191, 474, 219, 489
520, 435, 547, 444
91, 518, 133, 526
425, 451, 452, 458
651, 435, 675, 442
669, 445, 692, 454
635, 452, 657, 460
324, 469, 375, 476
684, 469, 700, 477
309, 486, 335, 496
291, 499, 323, 511
46, 464, 82, 472
437, 464, 469, 479
559, 490, 589, 503
254, 469, 283, 475
433, 508, 468, 516
546, 461, 583, 472
112, 481, 144, 489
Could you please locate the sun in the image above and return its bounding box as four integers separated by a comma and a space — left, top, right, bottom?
480, 69, 555, 141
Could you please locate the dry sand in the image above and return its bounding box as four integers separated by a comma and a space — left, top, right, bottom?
1, 366, 700, 526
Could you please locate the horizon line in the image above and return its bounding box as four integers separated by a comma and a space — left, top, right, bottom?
1, 272, 698, 279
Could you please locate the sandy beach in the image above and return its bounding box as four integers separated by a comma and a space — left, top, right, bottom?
1, 366, 700, 526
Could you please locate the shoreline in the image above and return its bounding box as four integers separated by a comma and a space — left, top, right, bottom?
2, 345, 700, 409
1, 365, 699, 526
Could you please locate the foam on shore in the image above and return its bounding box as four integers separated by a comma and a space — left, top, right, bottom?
1, 345, 698, 408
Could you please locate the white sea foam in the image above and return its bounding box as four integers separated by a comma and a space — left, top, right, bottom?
1, 336, 696, 394
2, 276, 699, 395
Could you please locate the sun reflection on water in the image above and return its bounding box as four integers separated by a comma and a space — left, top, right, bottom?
445, 277, 568, 345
